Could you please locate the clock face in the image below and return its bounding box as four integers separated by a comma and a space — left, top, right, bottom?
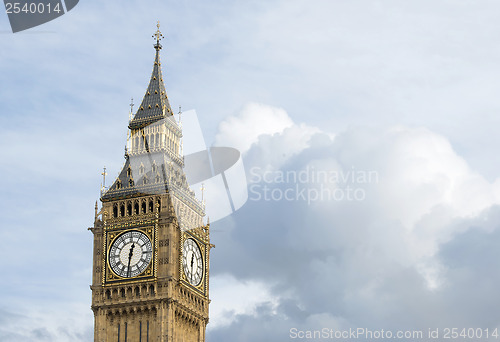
109, 231, 153, 278
182, 238, 203, 286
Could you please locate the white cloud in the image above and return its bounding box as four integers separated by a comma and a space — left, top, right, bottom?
214, 102, 294, 153
211, 104, 500, 340
359, 126, 500, 282
209, 274, 279, 329
379, 126, 497, 225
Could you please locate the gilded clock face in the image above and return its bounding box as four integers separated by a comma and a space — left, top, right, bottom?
182, 238, 203, 286
109, 231, 153, 278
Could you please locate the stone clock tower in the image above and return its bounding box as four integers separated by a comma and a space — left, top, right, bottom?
90, 24, 212, 342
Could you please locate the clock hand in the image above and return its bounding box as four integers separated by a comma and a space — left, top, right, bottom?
127, 242, 135, 277
190, 254, 194, 273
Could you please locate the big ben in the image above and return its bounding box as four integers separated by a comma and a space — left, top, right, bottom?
89, 23, 212, 342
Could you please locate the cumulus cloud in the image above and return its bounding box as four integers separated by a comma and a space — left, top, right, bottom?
208, 105, 500, 340
209, 274, 279, 329
214, 102, 295, 153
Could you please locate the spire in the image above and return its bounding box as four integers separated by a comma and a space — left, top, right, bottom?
102, 24, 199, 209
129, 21, 173, 130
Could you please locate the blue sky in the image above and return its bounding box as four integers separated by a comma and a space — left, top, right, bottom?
2, 0, 500, 340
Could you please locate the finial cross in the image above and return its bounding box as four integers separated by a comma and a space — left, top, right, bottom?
153, 21, 164, 43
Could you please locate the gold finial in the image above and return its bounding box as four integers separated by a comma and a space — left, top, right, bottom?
153, 21, 164, 48
101, 166, 107, 188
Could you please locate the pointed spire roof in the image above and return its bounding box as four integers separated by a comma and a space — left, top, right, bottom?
129, 22, 174, 130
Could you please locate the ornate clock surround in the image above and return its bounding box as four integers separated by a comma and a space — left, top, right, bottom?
180, 231, 209, 296
103, 223, 157, 285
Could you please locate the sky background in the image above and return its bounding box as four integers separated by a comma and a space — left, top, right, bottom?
2, 0, 500, 340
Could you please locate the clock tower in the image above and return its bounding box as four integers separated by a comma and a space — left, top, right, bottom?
90, 24, 212, 342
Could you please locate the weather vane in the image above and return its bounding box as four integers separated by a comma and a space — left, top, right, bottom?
153, 21, 164, 47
